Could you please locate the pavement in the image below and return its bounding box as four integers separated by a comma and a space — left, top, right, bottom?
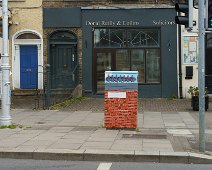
0, 98, 212, 163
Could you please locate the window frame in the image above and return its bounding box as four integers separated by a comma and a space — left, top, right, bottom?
93, 27, 161, 87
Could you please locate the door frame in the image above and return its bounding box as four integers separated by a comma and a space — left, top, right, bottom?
48, 30, 78, 89
12, 30, 43, 90
49, 44, 77, 89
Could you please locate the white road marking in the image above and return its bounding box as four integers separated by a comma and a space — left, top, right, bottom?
97, 163, 112, 170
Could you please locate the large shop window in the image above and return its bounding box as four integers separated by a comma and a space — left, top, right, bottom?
94, 28, 160, 90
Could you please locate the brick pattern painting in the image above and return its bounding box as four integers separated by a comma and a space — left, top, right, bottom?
104, 90, 138, 129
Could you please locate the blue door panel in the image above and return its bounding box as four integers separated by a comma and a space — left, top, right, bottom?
20, 45, 38, 89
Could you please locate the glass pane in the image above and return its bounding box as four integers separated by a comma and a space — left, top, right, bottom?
207, 34, 212, 48
94, 29, 109, 47
116, 50, 130, 71
110, 29, 126, 47
128, 29, 160, 47
94, 29, 126, 48
146, 30, 160, 46
50, 31, 76, 40
131, 50, 145, 83
96, 53, 112, 93
146, 49, 160, 83
17, 33, 40, 39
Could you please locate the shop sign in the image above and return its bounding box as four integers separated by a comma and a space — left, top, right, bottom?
86, 20, 139, 26
153, 19, 175, 26
86, 19, 175, 27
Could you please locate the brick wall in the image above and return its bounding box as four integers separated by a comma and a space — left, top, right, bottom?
104, 90, 138, 129
8, 0, 43, 73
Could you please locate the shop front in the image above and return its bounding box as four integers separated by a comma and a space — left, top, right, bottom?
82, 8, 177, 98
44, 7, 178, 98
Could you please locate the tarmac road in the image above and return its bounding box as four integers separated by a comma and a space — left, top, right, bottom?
0, 159, 212, 170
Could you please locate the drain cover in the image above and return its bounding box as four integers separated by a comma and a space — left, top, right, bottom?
24, 125, 54, 130
122, 134, 167, 139
71, 126, 97, 131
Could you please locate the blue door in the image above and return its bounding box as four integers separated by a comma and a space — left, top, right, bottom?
20, 45, 38, 89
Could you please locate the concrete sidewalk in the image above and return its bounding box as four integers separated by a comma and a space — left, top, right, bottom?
0, 108, 212, 163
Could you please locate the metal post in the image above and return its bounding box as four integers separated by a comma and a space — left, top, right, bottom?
0, 0, 11, 126
198, 0, 205, 152
178, 22, 183, 99
46, 64, 50, 110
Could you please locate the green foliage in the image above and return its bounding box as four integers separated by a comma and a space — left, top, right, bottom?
187, 86, 208, 96
136, 128, 141, 132
167, 95, 178, 100
0, 124, 23, 129
51, 97, 88, 110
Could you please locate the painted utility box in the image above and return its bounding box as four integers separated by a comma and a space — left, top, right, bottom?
104, 71, 138, 129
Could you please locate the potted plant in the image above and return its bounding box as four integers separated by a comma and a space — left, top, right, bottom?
187, 86, 209, 111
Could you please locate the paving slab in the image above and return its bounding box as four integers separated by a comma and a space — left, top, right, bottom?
167, 129, 192, 136
2, 105, 212, 163
47, 141, 82, 150
80, 141, 113, 150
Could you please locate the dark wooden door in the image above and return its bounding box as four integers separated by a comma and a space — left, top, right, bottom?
50, 44, 77, 89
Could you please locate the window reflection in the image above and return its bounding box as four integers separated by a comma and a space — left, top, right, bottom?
94, 29, 109, 47
146, 49, 160, 83
207, 34, 212, 48
131, 50, 145, 83
116, 50, 130, 71
96, 53, 112, 93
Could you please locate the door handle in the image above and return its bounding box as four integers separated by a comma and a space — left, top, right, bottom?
72, 54, 75, 61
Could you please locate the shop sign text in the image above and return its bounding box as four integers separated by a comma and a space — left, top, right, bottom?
86, 20, 140, 27
153, 20, 175, 26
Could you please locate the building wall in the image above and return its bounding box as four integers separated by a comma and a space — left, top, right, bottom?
181, 8, 198, 98
9, 0, 43, 45
81, 8, 177, 98
43, 0, 178, 98
8, 0, 43, 89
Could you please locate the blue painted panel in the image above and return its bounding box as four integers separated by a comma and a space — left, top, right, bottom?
20, 45, 38, 89
105, 71, 138, 90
